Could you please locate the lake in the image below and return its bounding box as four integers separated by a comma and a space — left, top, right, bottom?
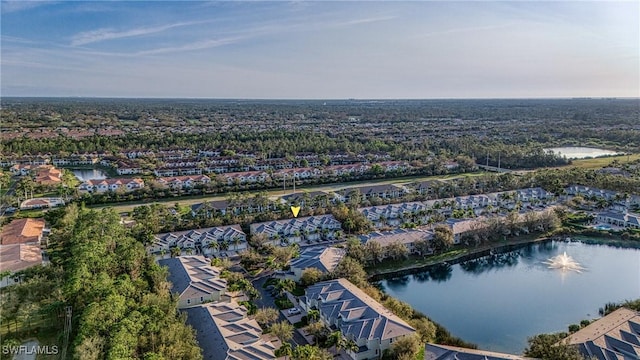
545, 146, 620, 159
377, 240, 640, 354
72, 168, 108, 181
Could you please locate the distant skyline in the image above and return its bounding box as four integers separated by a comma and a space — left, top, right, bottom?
1, 1, 638, 99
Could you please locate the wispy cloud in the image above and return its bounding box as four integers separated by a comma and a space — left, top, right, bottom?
70, 21, 207, 46
136, 36, 244, 56
1, 1, 56, 14
338, 15, 397, 27
416, 23, 518, 38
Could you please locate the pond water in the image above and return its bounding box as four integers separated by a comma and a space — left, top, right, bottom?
545, 146, 620, 159
71, 168, 107, 181
377, 240, 640, 354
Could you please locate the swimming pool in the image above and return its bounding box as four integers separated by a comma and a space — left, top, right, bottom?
594, 224, 612, 231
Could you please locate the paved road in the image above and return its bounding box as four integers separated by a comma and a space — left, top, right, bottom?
12, 340, 39, 360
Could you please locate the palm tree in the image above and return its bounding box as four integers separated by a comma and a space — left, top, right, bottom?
345, 339, 359, 354
307, 309, 320, 322
232, 236, 242, 251
270, 321, 294, 343
170, 247, 181, 258
207, 241, 219, 255
220, 240, 230, 252
275, 343, 292, 360
327, 331, 347, 354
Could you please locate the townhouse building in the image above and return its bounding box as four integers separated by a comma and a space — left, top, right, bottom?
150, 225, 247, 256
158, 256, 227, 308
156, 175, 211, 189
250, 215, 342, 246
78, 178, 144, 193
302, 278, 416, 360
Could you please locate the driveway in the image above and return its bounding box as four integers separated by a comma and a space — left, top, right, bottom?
13, 340, 39, 360
251, 275, 309, 346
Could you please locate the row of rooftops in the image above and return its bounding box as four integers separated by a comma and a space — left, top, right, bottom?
156, 256, 277, 360
184, 302, 278, 360
249, 215, 342, 237
151, 225, 246, 252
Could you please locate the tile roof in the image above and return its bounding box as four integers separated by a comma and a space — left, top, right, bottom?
0, 244, 43, 272
0, 218, 46, 245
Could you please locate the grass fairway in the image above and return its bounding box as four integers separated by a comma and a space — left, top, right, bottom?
569, 153, 640, 169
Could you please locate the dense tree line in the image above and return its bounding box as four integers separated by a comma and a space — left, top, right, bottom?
43, 205, 202, 360
5, 98, 638, 169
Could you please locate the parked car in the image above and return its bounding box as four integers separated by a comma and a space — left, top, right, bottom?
287, 308, 301, 315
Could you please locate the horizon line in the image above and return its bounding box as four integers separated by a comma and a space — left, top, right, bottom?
1, 96, 638, 101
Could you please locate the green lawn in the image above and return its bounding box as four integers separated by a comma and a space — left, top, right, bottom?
568, 153, 640, 169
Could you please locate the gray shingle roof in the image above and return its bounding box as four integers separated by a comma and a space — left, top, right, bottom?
423, 343, 530, 360
158, 256, 226, 297
305, 278, 415, 342
289, 247, 346, 273
184, 306, 229, 360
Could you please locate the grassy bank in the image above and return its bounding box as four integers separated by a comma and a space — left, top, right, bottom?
367, 233, 550, 278
568, 153, 640, 169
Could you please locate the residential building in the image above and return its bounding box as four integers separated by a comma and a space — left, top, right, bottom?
0, 244, 43, 287
78, 178, 144, 193
445, 218, 488, 244
596, 212, 640, 229
250, 215, 342, 246
302, 278, 416, 360
156, 175, 211, 189
359, 202, 429, 228
150, 225, 247, 256
0, 218, 46, 245
335, 184, 406, 203
20, 197, 65, 210
563, 307, 640, 360
272, 167, 323, 180
184, 301, 279, 360
358, 228, 434, 256
158, 256, 227, 308
34, 166, 63, 185
423, 344, 530, 360
222, 171, 269, 185
287, 247, 346, 281
412, 181, 436, 197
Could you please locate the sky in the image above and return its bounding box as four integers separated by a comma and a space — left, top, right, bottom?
1, 1, 638, 99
